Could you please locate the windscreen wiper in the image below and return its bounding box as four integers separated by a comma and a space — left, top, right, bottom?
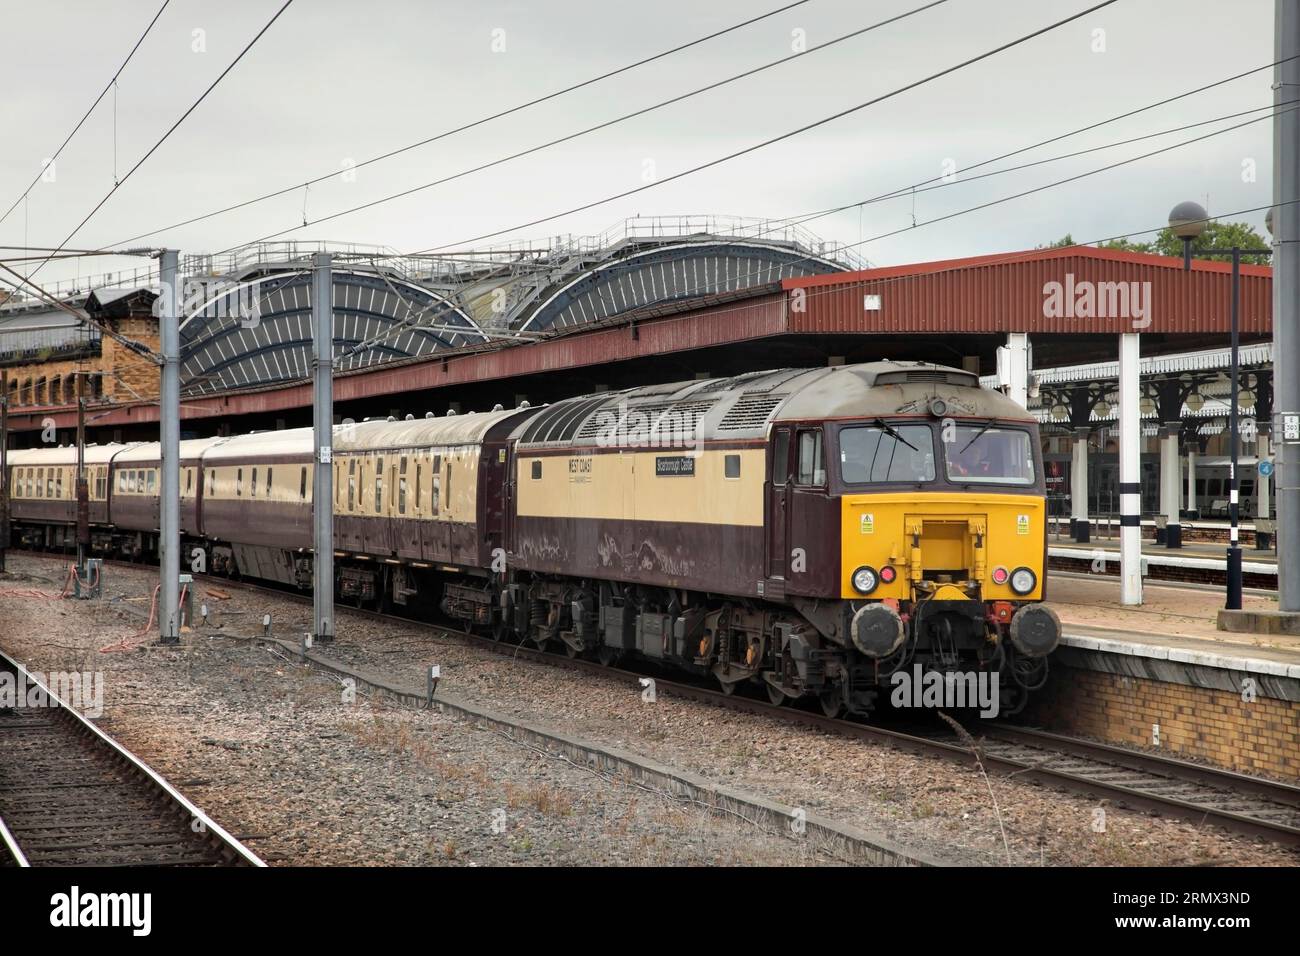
875, 418, 918, 452
959, 419, 994, 454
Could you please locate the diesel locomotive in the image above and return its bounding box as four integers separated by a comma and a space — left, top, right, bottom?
5, 360, 1060, 716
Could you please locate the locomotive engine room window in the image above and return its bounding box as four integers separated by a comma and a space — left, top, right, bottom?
724, 454, 741, 479
796, 430, 826, 486
946, 426, 1034, 485
839, 423, 935, 484
531, 460, 542, 480
300, 467, 307, 500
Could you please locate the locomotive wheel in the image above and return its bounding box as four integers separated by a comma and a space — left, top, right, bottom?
766, 683, 786, 707
491, 617, 510, 642
596, 647, 618, 667
564, 642, 580, 659
717, 678, 737, 696
819, 689, 844, 719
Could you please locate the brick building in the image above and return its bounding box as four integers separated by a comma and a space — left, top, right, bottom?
0, 286, 159, 410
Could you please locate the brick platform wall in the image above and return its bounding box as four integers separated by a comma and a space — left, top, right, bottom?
1025, 665, 1299, 781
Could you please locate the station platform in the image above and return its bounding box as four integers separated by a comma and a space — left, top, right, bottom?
1047, 538, 1277, 588
1033, 576, 1300, 778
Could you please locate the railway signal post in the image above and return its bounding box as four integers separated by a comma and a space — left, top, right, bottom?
159, 249, 181, 645
312, 252, 335, 644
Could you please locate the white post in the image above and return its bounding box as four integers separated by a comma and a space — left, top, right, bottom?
1071, 427, 1090, 542
1119, 333, 1142, 605
1001, 333, 1030, 409
1186, 446, 1198, 518
1160, 424, 1182, 548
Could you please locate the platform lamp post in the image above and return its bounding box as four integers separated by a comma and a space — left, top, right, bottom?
1168, 202, 1272, 611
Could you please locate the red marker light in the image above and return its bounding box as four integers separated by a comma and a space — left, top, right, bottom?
880, 566, 897, 584
991, 566, 1009, 585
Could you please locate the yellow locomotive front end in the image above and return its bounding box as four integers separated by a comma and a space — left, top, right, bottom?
829, 414, 1060, 714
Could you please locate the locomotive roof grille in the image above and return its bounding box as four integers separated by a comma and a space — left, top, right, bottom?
573, 398, 717, 443
717, 394, 784, 430
873, 369, 981, 387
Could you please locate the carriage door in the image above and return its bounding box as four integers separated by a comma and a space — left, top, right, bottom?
766, 427, 793, 590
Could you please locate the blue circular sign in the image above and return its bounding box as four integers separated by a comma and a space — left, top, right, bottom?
1259, 459, 1275, 477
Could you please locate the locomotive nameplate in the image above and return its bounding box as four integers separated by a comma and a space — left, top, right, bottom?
655, 456, 696, 477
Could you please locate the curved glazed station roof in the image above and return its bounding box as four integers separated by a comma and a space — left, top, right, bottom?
178, 267, 487, 397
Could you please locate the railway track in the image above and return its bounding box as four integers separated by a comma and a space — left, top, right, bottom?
0, 646, 263, 867
9, 550, 1300, 850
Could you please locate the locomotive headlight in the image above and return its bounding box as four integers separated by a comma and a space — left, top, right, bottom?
851, 566, 879, 594
1009, 566, 1037, 595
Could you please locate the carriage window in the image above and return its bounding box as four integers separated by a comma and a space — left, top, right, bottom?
946, 426, 1034, 485
415, 464, 422, 511
55, 472, 63, 498
724, 454, 741, 480
840, 424, 936, 484
300, 466, 307, 500
772, 430, 790, 483
398, 476, 407, 514
796, 430, 826, 486
118, 470, 126, 494
37, 469, 44, 498
445, 460, 452, 510
185, 469, 193, 494
348, 459, 356, 511
531, 460, 542, 480
266, 467, 273, 496
147, 470, 156, 494
208, 469, 216, 496
251, 468, 258, 498
1241, 479, 1255, 497
375, 457, 384, 513
236, 468, 243, 496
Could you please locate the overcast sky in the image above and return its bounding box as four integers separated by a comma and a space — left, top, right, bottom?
0, 0, 1279, 289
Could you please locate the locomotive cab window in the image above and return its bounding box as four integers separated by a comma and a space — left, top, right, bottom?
795, 430, 826, 486
771, 429, 790, 483
946, 425, 1035, 485
839, 423, 935, 484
